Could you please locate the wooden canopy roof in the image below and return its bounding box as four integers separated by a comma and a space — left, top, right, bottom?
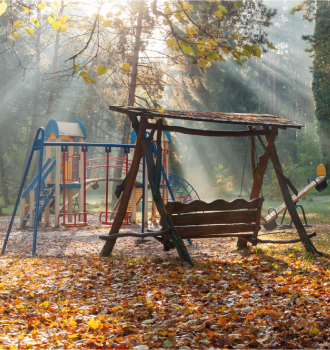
109, 106, 304, 130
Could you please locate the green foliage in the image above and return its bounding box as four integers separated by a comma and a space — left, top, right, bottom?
263, 124, 322, 199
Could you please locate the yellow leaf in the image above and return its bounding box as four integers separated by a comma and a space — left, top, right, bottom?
79, 71, 88, 78
38, 1, 46, 10
166, 38, 176, 48
68, 316, 77, 328
29, 292, 34, 298
122, 63, 130, 72
61, 26, 66, 33
157, 109, 164, 114
83, 66, 88, 70
12, 31, 20, 40
48, 16, 55, 24
89, 77, 96, 83
231, 33, 238, 40
64, 15, 70, 20
68, 23, 75, 27
68, 334, 79, 339
66, 3, 71, 9
39, 300, 49, 308
200, 59, 208, 67
214, 10, 222, 19
97, 66, 108, 75
25, 28, 34, 36
23, 6, 29, 13
106, 12, 112, 18
53, 0, 59, 6
13, 20, 23, 28
0, 1, 7, 17
7, 345, 17, 350
88, 317, 102, 330
52, 21, 61, 30
59, 17, 66, 24
107, 45, 111, 52
309, 325, 320, 336
103, 20, 112, 27
31, 17, 39, 28
79, 24, 87, 28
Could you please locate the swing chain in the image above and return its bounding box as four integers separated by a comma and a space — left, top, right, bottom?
239, 137, 249, 198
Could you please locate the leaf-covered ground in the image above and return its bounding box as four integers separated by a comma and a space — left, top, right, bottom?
1, 215, 330, 349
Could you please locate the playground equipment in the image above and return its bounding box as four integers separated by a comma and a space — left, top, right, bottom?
262, 164, 327, 230
2, 117, 199, 255
100, 106, 320, 266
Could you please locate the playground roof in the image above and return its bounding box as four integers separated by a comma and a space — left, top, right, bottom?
109, 106, 303, 129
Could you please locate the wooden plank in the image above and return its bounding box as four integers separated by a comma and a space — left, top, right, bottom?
175, 223, 256, 237
146, 123, 271, 138
168, 198, 260, 215
171, 210, 257, 226
264, 175, 326, 223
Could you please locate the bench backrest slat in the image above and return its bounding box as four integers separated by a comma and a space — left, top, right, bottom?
171, 210, 257, 226
167, 198, 260, 215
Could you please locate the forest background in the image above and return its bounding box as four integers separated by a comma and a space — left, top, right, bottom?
0, 0, 324, 214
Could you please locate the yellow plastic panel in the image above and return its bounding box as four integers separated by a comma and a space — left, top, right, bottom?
317, 164, 326, 177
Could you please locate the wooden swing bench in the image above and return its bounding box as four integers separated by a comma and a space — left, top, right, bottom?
157, 197, 264, 249
100, 197, 266, 248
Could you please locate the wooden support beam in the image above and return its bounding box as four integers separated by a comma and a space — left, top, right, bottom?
141, 119, 194, 266
251, 126, 298, 196
237, 126, 278, 249
268, 143, 323, 256
144, 122, 271, 138
99, 118, 146, 257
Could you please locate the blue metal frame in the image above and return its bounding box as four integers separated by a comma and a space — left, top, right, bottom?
2, 127, 45, 255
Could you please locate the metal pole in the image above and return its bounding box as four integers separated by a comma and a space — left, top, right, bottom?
62, 147, 66, 226
105, 147, 109, 223
142, 155, 145, 233
83, 147, 87, 223
32, 127, 44, 256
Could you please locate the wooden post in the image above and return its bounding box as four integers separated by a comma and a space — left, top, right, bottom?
99, 118, 147, 257
269, 143, 322, 256
20, 197, 25, 226
141, 119, 194, 266
29, 190, 35, 227
237, 127, 277, 249
55, 141, 61, 227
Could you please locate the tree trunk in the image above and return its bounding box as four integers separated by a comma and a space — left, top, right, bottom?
312, 0, 330, 171
112, 6, 144, 201
44, 1, 63, 125
0, 129, 10, 205
22, 1, 42, 181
